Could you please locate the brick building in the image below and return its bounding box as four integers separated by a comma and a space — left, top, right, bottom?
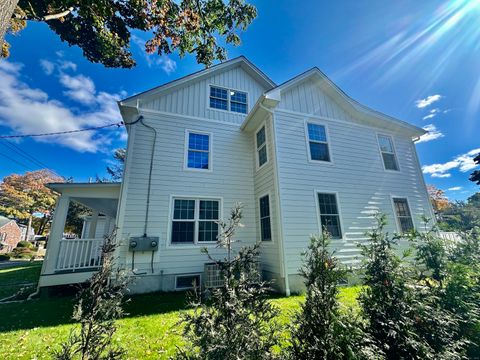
0, 216, 22, 253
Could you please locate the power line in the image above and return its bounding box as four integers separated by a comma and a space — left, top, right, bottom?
0, 152, 32, 171
0, 140, 64, 178
0, 122, 123, 139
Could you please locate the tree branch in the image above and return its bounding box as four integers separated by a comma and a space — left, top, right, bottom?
13, 7, 73, 21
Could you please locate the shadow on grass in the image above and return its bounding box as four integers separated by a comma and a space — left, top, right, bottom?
0, 290, 191, 333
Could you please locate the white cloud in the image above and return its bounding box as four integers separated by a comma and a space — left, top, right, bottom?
59, 60, 77, 71
59, 74, 96, 104
448, 186, 462, 191
422, 147, 480, 178
422, 114, 436, 120
40, 59, 55, 75
131, 34, 177, 74
415, 94, 442, 108
0, 60, 126, 153
417, 124, 444, 143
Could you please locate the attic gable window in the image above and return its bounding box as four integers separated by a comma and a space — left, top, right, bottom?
209, 86, 248, 114
378, 134, 399, 171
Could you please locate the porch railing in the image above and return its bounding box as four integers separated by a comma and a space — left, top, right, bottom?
438, 231, 462, 242
55, 238, 104, 272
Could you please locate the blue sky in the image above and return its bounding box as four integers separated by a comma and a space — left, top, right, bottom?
0, 0, 479, 200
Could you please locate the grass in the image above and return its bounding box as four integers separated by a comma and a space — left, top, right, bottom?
0, 263, 362, 359
0, 261, 42, 299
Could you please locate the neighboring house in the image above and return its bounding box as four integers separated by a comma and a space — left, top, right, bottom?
0, 216, 22, 253
19, 224, 35, 242
39, 56, 434, 294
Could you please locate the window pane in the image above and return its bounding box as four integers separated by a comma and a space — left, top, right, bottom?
188, 151, 209, 169
382, 153, 398, 171
258, 146, 268, 167
172, 221, 195, 243
399, 217, 414, 233
210, 97, 228, 110
259, 196, 270, 218
394, 199, 410, 217
231, 101, 247, 114
320, 215, 341, 238
199, 200, 219, 220
308, 123, 327, 142
188, 133, 209, 151
394, 198, 414, 232
174, 199, 195, 219
378, 135, 394, 153
261, 217, 272, 241
256, 126, 266, 147
317, 193, 338, 215
198, 221, 218, 242
230, 90, 247, 103
210, 86, 227, 100
310, 142, 330, 162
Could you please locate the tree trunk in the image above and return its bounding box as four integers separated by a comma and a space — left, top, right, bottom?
25, 214, 32, 241
0, 0, 18, 50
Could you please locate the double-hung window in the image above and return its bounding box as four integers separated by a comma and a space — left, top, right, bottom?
306, 123, 330, 162
317, 193, 342, 238
378, 134, 399, 171
209, 86, 248, 114
186, 131, 211, 170
393, 197, 414, 233
256, 125, 268, 168
171, 198, 220, 244
259, 195, 272, 241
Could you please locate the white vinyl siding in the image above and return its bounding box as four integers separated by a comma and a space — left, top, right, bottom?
378, 134, 399, 171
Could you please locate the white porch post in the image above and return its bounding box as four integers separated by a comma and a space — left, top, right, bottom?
88, 210, 99, 238
103, 215, 112, 237
44, 195, 70, 274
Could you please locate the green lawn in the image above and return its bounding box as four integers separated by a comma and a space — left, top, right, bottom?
0, 263, 361, 359
0, 261, 42, 299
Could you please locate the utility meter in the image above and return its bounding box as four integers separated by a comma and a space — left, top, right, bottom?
129, 236, 159, 251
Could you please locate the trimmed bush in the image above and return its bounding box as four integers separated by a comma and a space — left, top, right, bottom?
16, 241, 33, 249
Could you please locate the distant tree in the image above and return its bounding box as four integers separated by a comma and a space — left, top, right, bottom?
0, 169, 63, 240
64, 201, 91, 236
436, 193, 480, 232
427, 185, 450, 213
1, 0, 257, 68
469, 153, 480, 185
106, 148, 126, 182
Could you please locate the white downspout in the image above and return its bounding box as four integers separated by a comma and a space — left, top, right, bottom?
259, 102, 290, 296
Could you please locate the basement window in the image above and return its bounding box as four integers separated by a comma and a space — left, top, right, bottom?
175, 274, 201, 290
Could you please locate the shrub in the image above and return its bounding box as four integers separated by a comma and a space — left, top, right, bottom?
174, 204, 281, 360
288, 231, 373, 360
359, 214, 429, 359
10, 247, 35, 259
16, 240, 33, 248
52, 230, 128, 360
0, 253, 10, 261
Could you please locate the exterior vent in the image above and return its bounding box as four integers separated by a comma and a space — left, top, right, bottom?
175, 274, 201, 290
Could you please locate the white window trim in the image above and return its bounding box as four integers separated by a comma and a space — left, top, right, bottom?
183, 129, 213, 173
390, 195, 414, 233
207, 84, 249, 114
174, 273, 202, 290
304, 119, 334, 164
255, 122, 269, 171
258, 191, 274, 243
377, 133, 400, 172
314, 190, 344, 240
167, 195, 223, 248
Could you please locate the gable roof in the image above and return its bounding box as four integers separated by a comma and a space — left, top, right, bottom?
0, 215, 14, 228
118, 56, 276, 108
243, 67, 426, 138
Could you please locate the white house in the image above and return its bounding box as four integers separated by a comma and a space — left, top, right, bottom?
39, 56, 433, 295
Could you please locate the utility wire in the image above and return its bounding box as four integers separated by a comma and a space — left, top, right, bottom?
0, 140, 64, 178
0, 122, 123, 139
0, 152, 32, 170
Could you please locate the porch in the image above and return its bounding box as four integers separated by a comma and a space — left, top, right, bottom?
39, 182, 121, 288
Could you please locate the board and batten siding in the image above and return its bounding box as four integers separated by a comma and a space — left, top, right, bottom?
118, 110, 258, 276
252, 114, 282, 280
139, 65, 268, 125
273, 82, 433, 278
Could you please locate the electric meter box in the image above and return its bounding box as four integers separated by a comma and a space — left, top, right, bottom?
129, 236, 159, 252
